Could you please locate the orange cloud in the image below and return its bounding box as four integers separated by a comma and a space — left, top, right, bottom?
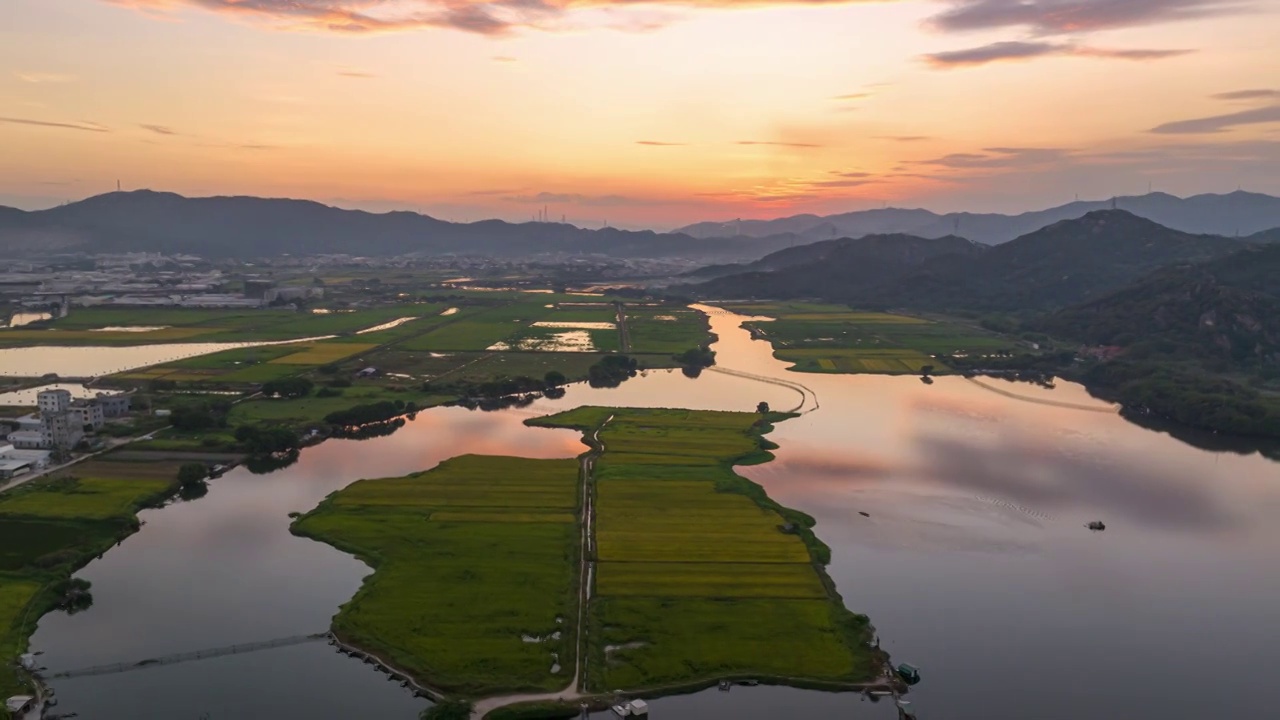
108, 0, 890, 36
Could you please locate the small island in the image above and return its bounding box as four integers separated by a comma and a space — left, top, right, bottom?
291, 406, 893, 718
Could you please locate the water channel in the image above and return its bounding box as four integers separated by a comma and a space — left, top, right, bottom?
28, 307, 1280, 719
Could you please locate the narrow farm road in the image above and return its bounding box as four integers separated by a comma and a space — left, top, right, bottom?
470, 415, 612, 719
615, 305, 631, 353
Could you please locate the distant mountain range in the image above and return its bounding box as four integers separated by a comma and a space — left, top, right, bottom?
0, 190, 800, 261
682, 210, 1254, 312
675, 191, 1280, 246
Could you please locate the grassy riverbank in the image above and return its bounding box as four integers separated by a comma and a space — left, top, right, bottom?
290, 455, 583, 697
531, 408, 880, 692
0, 458, 182, 698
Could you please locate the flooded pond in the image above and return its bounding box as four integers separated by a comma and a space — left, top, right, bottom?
0, 316, 426, 377
0, 383, 98, 406
5, 312, 53, 328
28, 307, 1280, 719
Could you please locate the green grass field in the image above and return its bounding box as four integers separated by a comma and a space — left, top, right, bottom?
291, 455, 581, 697
396, 303, 555, 352
725, 302, 1013, 376
0, 477, 174, 520
624, 307, 713, 354
530, 407, 878, 692
4, 306, 427, 347
228, 385, 450, 425
290, 406, 878, 700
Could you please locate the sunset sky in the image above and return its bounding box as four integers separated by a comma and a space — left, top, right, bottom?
2, 0, 1278, 228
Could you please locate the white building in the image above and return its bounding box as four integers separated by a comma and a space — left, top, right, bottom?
95, 392, 132, 418
70, 400, 105, 430
37, 388, 71, 415
11, 414, 42, 432
36, 388, 83, 452
6, 431, 45, 450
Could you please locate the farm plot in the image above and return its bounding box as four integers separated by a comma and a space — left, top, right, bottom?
397, 303, 554, 352
530, 407, 877, 692
21, 306, 428, 346
625, 307, 711, 354
0, 477, 172, 520
291, 455, 581, 697
738, 303, 1011, 375
269, 342, 378, 365
775, 348, 936, 374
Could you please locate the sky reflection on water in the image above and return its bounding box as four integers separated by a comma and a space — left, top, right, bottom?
29, 305, 1280, 720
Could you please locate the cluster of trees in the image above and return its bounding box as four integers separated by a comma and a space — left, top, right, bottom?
425, 370, 570, 402
177, 462, 209, 500
588, 355, 638, 388
235, 424, 302, 454
1084, 361, 1280, 439
168, 399, 232, 431
261, 377, 314, 399
52, 577, 94, 615
674, 346, 716, 369
324, 400, 415, 427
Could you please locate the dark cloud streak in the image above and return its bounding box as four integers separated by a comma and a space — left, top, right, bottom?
927, 0, 1250, 36
924, 40, 1192, 67
0, 116, 109, 133
1149, 104, 1280, 134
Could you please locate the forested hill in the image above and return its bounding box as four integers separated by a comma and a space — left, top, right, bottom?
0, 190, 797, 261
1045, 244, 1280, 371
680, 234, 983, 293
686, 211, 1246, 312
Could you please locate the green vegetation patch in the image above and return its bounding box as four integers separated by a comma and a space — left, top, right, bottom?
397, 303, 555, 352
592, 597, 870, 689
228, 385, 448, 426
625, 307, 713, 354
530, 407, 876, 691
0, 477, 173, 521
291, 455, 581, 697
775, 348, 936, 374
734, 303, 1012, 376
596, 562, 827, 599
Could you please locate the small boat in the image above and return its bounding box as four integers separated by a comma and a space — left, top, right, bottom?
896, 662, 922, 684
611, 704, 630, 717
858, 511, 871, 518
718, 681, 731, 692
1087, 521, 1106, 531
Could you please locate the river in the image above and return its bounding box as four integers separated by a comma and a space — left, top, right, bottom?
29, 307, 1280, 719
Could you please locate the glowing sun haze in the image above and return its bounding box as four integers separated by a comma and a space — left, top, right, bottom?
2, 0, 1278, 228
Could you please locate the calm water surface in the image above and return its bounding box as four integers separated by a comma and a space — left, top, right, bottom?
30, 307, 1280, 719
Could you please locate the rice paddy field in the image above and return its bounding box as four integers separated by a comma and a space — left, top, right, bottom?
290, 455, 582, 697
624, 307, 712, 354
92, 295, 702, 399
227, 385, 452, 426
1, 306, 428, 347
726, 301, 1014, 375
531, 407, 877, 692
